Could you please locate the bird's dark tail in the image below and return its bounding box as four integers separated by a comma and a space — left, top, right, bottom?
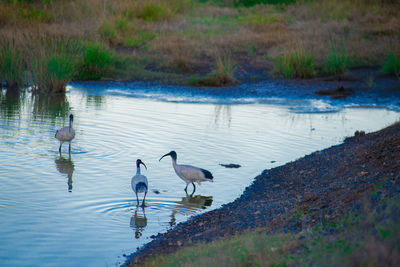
200, 168, 213, 180
136, 182, 148, 193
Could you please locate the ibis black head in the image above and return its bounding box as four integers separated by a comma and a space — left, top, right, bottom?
69, 114, 74, 121
136, 159, 147, 170
159, 151, 177, 161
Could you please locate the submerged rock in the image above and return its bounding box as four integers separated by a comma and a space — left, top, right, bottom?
219, 163, 241, 168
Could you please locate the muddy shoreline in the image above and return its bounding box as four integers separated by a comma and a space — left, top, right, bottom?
125, 120, 400, 265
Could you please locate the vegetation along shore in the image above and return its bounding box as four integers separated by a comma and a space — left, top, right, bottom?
1, 0, 399, 94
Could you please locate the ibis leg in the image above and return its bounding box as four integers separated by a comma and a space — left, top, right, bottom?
136, 193, 139, 206
184, 184, 188, 192
190, 183, 196, 195
141, 191, 147, 207
68, 142, 71, 154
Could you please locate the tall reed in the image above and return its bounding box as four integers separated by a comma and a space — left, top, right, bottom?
322, 39, 349, 76
189, 52, 237, 86
0, 39, 25, 89
273, 50, 315, 79
27, 35, 80, 94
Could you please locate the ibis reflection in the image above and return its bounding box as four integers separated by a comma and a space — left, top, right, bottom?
55, 155, 74, 192
130, 207, 147, 239
170, 193, 213, 227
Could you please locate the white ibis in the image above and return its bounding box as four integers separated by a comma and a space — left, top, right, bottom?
159, 151, 213, 193
55, 114, 75, 154
131, 159, 148, 207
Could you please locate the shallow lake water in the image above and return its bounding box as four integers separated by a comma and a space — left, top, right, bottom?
1, 82, 399, 266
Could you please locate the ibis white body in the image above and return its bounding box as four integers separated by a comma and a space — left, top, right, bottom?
131, 173, 148, 194
172, 161, 213, 185
131, 159, 148, 206
55, 114, 75, 154
160, 151, 213, 193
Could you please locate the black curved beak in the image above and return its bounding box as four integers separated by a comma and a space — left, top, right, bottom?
140, 161, 147, 170
159, 152, 171, 161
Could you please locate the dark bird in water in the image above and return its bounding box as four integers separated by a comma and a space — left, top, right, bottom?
159, 151, 213, 193
131, 159, 148, 207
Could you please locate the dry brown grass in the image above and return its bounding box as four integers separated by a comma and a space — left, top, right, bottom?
0, 0, 399, 86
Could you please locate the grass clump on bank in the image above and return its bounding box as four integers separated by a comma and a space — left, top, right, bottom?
273, 50, 315, 79
322, 40, 350, 77
0, 39, 25, 89
27, 36, 81, 94
234, 0, 296, 7
138, 190, 400, 267
189, 53, 237, 86
381, 51, 400, 78
75, 42, 115, 81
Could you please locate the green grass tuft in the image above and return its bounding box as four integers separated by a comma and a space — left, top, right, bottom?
0, 40, 25, 89
28, 37, 80, 94
137, 2, 173, 22
75, 42, 115, 81
273, 50, 315, 79
31, 52, 76, 94
322, 42, 349, 77
124, 31, 157, 48
381, 51, 400, 78
189, 53, 237, 86
234, 0, 296, 7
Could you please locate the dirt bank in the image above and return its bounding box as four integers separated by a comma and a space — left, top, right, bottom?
125, 121, 400, 265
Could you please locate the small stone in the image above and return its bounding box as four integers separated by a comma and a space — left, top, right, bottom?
358, 171, 368, 177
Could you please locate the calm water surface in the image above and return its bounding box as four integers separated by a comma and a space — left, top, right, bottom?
1, 83, 399, 266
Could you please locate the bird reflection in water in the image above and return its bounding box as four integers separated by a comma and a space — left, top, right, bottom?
170, 193, 213, 227
130, 207, 147, 239
55, 155, 74, 192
